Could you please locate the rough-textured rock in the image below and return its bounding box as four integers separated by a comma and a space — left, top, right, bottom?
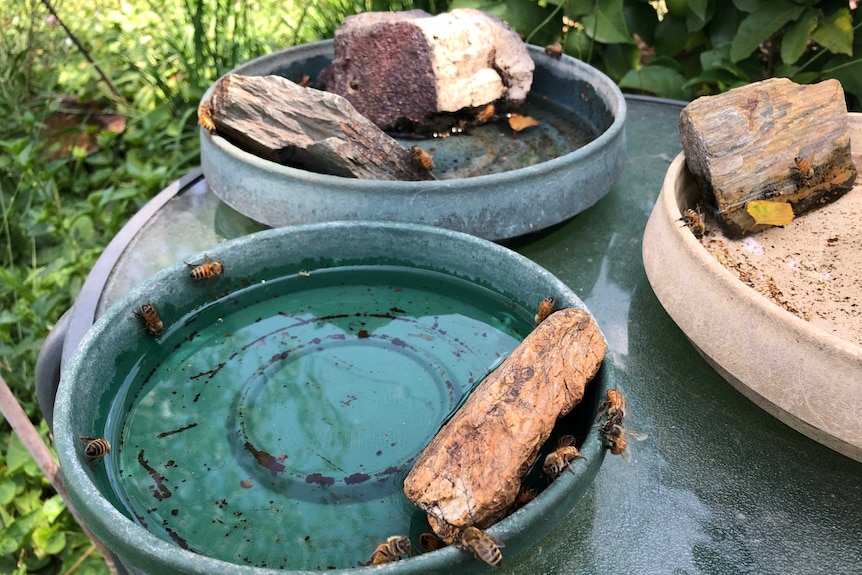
320, 9, 534, 132
679, 78, 857, 236
202, 73, 434, 180
403, 308, 605, 543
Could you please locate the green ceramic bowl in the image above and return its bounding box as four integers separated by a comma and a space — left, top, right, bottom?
55, 222, 612, 574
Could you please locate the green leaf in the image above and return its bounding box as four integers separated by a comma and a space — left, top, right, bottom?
811, 8, 854, 57
39, 495, 66, 524
32, 525, 67, 555
5, 433, 33, 473
688, 0, 708, 22
601, 43, 640, 82
619, 65, 690, 100
654, 15, 689, 57
0, 480, 18, 505
730, 1, 806, 62
781, 9, 818, 65
708, 3, 740, 45
581, 0, 634, 44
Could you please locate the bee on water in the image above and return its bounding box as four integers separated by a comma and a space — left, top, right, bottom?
418, 532, 447, 553
543, 434, 586, 480
408, 145, 434, 171
79, 437, 110, 467
535, 296, 556, 324
460, 526, 504, 567
186, 253, 225, 280
134, 302, 163, 336
364, 535, 412, 565
793, 156, 814, 180
197, 101, 215, 132
678, 207, 706, 239
595, 387, 626, 427
544, 41, 563, 59
600, 423, 647, 463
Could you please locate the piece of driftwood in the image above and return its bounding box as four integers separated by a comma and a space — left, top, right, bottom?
679, 78, 857, 237
320, 8, 534, 133
403, 307, 606, 543
201, 74, 435, 181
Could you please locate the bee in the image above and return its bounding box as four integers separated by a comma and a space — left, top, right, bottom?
595, 387, 626, 427
545, 41, 563, 59
79, 436, 110, 467
543, 434, 586, 479
534, 296, 555, 324
133, 302, 163, 336
793, 156, 814, 180
511, 485, 538, 511
298, 74, 311, 87
186, 253, 225, 280
418, 532, 446, 553
678, 207, 706, 239
600, 423, 647, 463
460, 526, 504, 567
198, 100, 215, 132
364, 535, 412, 565
408, 145, 434, 171
476, 103, 495, 123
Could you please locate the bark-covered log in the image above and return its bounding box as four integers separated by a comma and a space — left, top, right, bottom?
202, 73, 435, 181
679, 78, 857, 237
403, 307, 606, 543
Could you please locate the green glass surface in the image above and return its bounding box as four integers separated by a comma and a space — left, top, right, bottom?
105, 266, 533, 570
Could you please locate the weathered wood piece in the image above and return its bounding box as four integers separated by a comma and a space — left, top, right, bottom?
679, 78, 857, 237
403, 307, 606, 544
203, 73, 435, 181
320, 8, 534, 132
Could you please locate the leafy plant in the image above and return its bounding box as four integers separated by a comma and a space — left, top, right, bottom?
452, 0, 861, 109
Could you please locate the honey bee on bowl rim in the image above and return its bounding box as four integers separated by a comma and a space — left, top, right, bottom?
793, 156, 814, 180
543, 434, 586, 479
186, 253, 225, 280
544, 41, 563, 59
534, 296, 556, 324
460, 526, 504, 567
595, 387, 627, 427
364, 535, 412, 565
408, 145, 434, 171
133, 302, 164, 336
197, 100, 215, 132
678, 207, 706, 239
79, 436, 110, 467
600, 423, 647, 463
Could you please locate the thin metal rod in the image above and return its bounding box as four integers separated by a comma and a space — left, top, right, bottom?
0, 374, 119, 574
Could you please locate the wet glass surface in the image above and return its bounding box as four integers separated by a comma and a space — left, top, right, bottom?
87, 98, 862, 574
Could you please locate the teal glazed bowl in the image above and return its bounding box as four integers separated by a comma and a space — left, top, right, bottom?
199, 40, 626, 240
55, 222, 612, 574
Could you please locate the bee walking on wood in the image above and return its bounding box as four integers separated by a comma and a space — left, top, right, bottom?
793, 156, 814, 180
460, 526, 504, 567
534, 296, 556, 325
543, 434, 586, 480
134, 302, 163, 336
408, 145, 434, 171
364, 535, 412, 565
186, 253, 224, 280
678, 207, 706, 239
600, 423, 647, 463
475, 103, 495, 124
79, 436, 110, 467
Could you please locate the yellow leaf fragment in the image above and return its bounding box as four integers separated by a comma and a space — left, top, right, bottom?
746, 200, 794, 226
508, 114, 539, 132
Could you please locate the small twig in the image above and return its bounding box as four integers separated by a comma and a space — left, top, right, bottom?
0, 374, 119, 575
39, 0, 129, 106
62, 543, 96, 575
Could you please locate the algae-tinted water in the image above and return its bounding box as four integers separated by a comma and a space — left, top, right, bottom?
105, 265, 534, 569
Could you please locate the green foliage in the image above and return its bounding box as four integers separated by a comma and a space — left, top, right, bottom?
453, 0, 861, 109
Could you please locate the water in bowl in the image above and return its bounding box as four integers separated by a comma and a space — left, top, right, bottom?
104, 265, 534, 570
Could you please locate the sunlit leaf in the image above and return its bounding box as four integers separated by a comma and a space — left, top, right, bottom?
746, 200, 794, 226
32, 525, 67, 555
730, 1, 805, 62
811, 8, 854, 57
